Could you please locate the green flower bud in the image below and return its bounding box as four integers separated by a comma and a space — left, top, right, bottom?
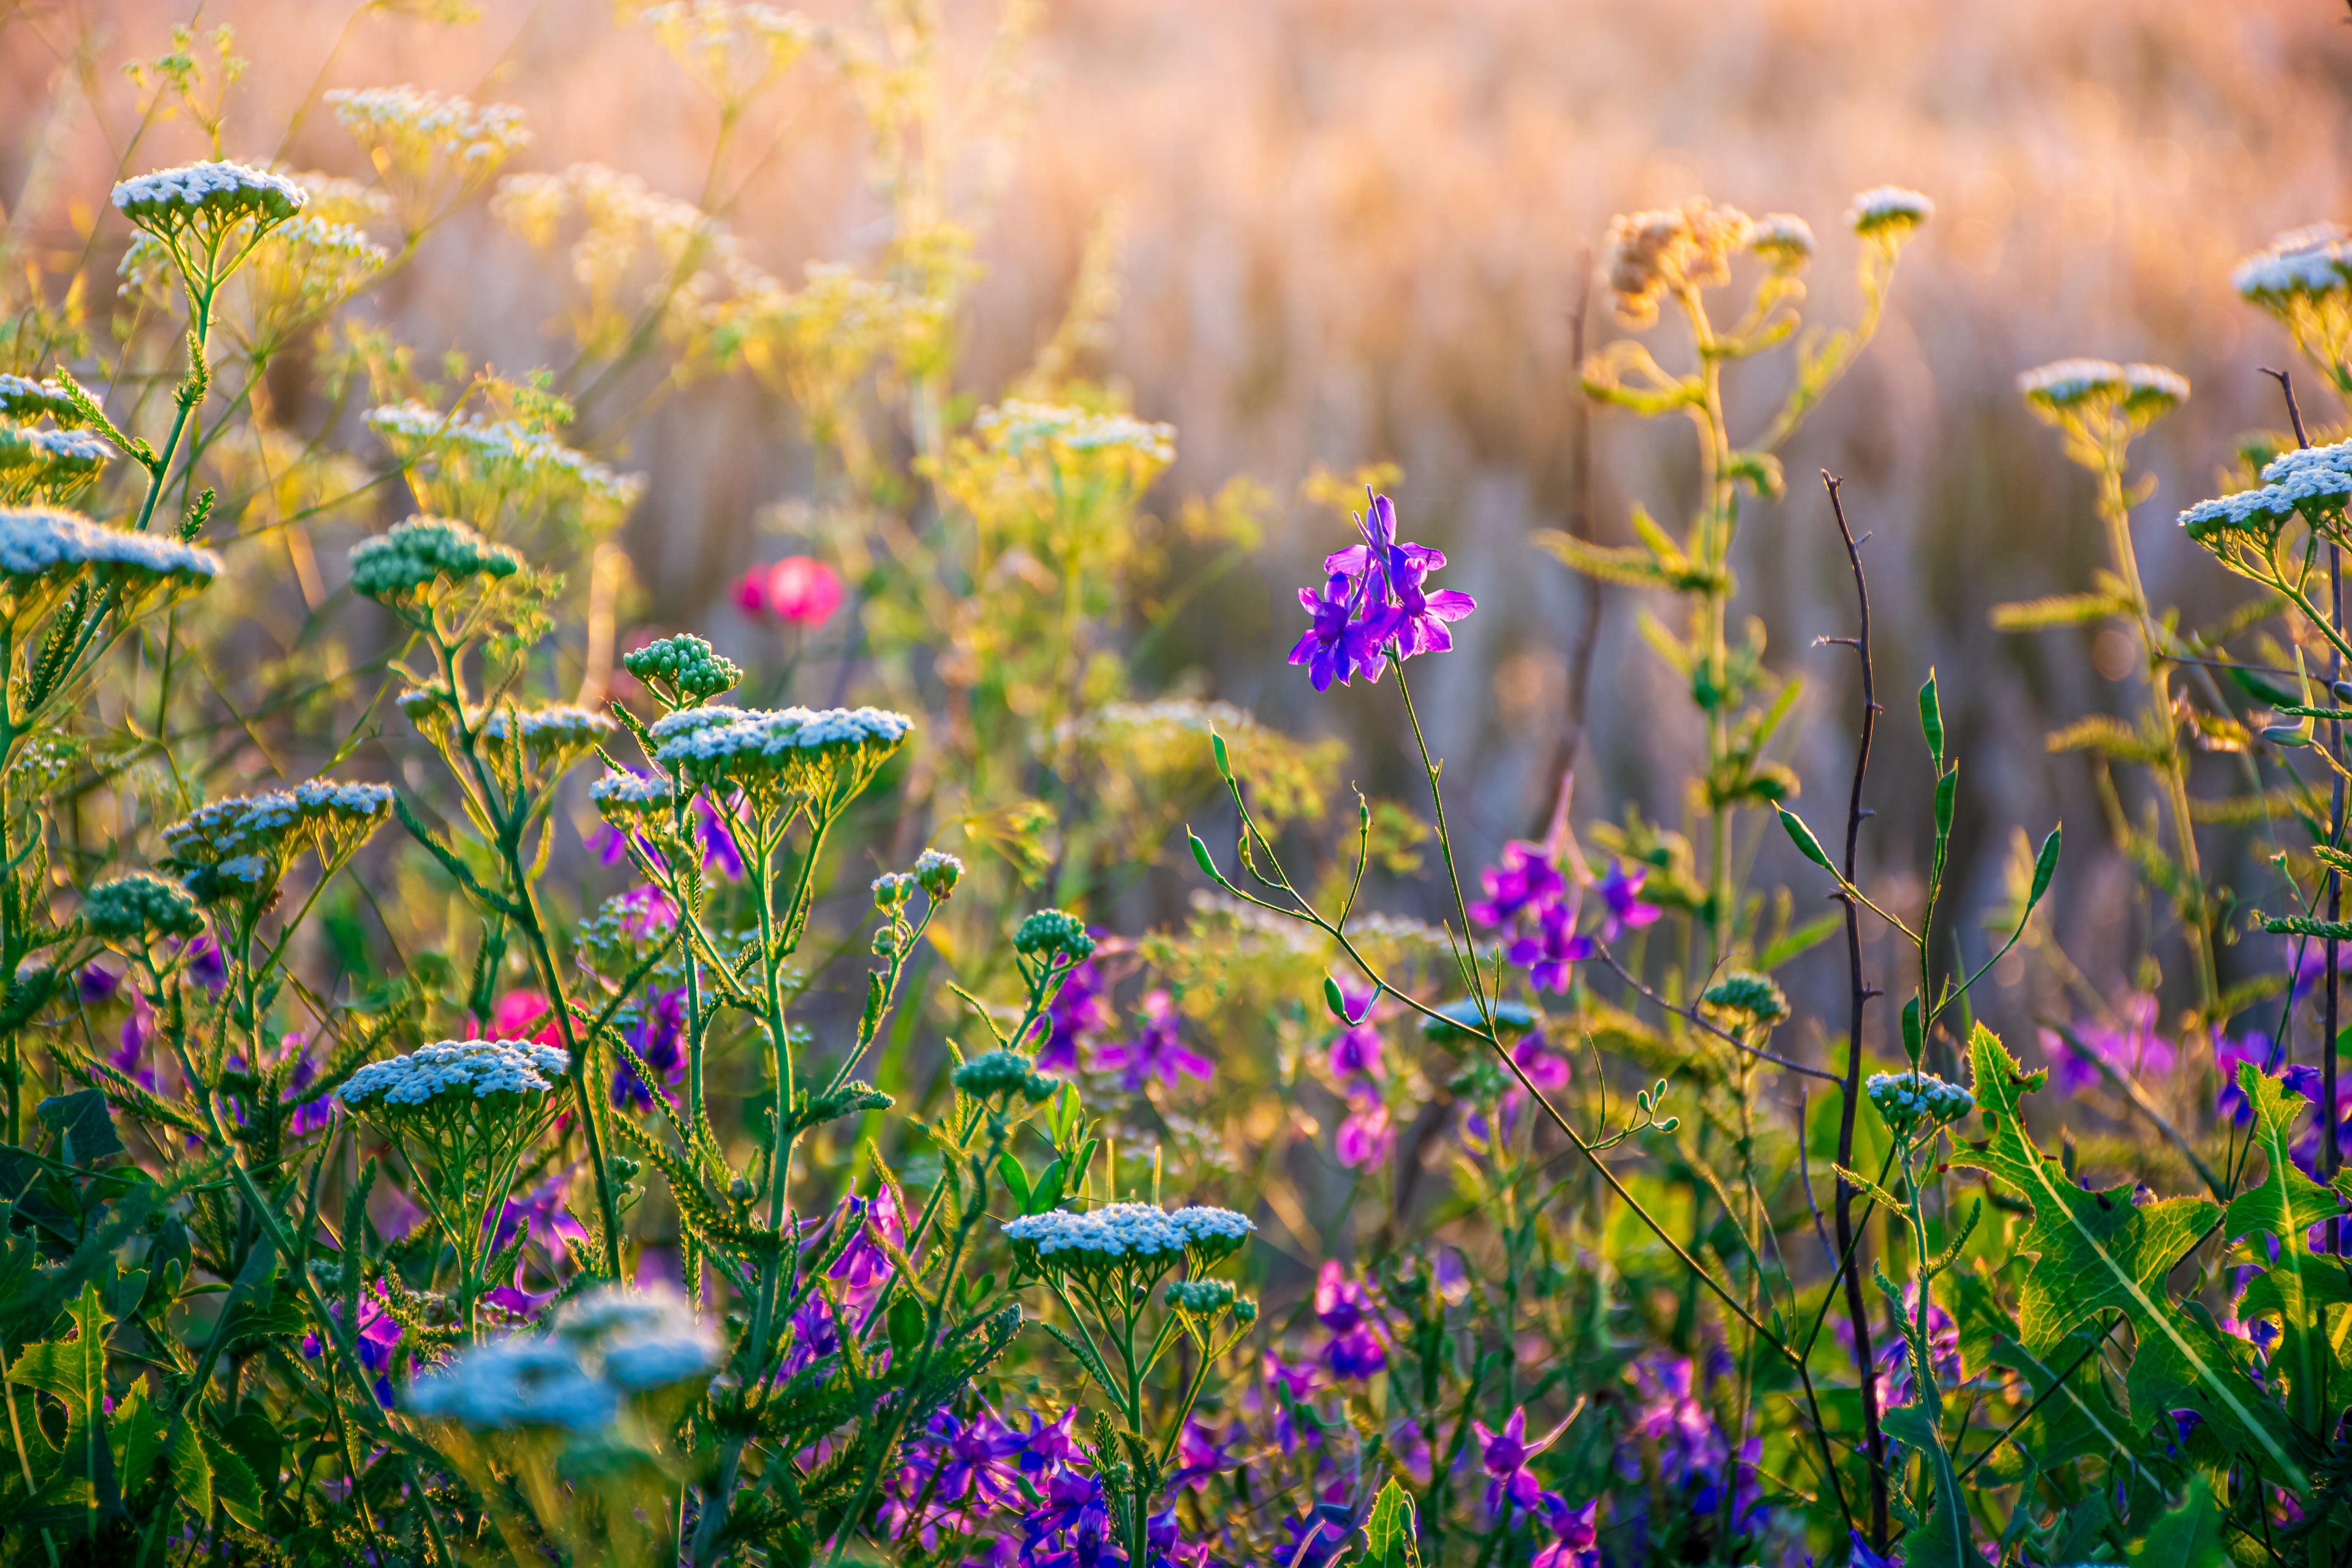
81, 872, 205, 942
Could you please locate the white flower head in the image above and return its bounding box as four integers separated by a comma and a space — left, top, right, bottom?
976, 401, 1177, 466
1003, 1200, 1254, 1282
590, 769, 678, 825
0, 375, 81, 426
111, 161, 306, 236
337, 1039, 569, 1110
2018, 358, 2187, 428
2234, 224, 2352, 303
477, 703, 616, 762
0, 506, 221, 588
651, 704, 913, 805
405, 1335, 617, 1431
553, 1284, 719, 1391
1849, 186, 1932, 238
1748, 213, 1815, 269
1866, 1069, 1973, 1135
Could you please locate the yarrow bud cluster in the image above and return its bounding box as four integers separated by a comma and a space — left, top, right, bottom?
1165, 1278, 1237, 1315
1866, 1070, 1974, 1136
1014, 909, 1095, 963
1700, 971, 1791, 1027
622, 633, 741, 701
339, 1039, 571, 1109
871, 872, 916, 909
0, 505, 222, 587
914, 848, 963, 899
1604, 199, 1754, 326
348, 516, 524, 605
952, 1049, 1058, 1105
110, 160, 306, 236
81, 872, 204, 942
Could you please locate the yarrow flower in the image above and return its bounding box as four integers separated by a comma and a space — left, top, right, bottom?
111, 160, 306, 236
404, 1285, 715, 1430
1001, 1201, 1254, 1281
1847, 185, 1934, 238
348, 515, 523, 606
2235, 224, 2352, 304
0, 375, 83, 426
2017, 359, 2188, 422
649, 703, 913, 806
339, 1039, 571, 1109
1289, 491, 1474, 691
0, 505, 221, 588
81, 872, 204, 943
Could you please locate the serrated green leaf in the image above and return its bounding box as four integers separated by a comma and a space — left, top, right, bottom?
200, 1429, 263, 1530
1948, 1024, 2304, 1487
1363, 1477, 1422, 1568
9, 1280, 121, 1521
37, 1090, 121, 1166
2226, 1063, 2350, 1431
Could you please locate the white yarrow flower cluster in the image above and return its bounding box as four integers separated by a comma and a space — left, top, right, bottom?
2234, 224, 2352, 302
2018, 359, 2188, 419
0, 375, 78, 424
326, 87, 531, 171
111, 160, 306, 227
1002, 1202, 1256, 1277
0, 426, 113, 483
650, 704, 914, 797
407, 1285, 716, 1431
590, 770, 678, 816
2179, 442, 2352, 542
477, 703, 617, 755
161, 791, 303, 862
975, 401, 1177, 464
364, 401, 646, 518
339, 1039, 571, 1109
0, 506, 221, 584
1748, 213, 1815, 266
1848, 186, 1932, 236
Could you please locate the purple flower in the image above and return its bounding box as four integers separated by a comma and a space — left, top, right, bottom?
301, 1284, 402, 1407
487, 1174, 590, 1277
1507, 901, 1593, 993
1594, 861, 1662, 941
1094, 990, 1213, 1091
1531, 1499, 1599, 1568
1512, 1037, 1570, 1095
826, 1183, 907, 1310
1380, 543, 1477, 658
2215, 1030, 2282, 1126
925, 1408, 1028, 1507
1276, 1504, 1355, 1568
612, 986, 686, 1109
1473, 1407, 1567, 1518
282, 1033, 334, 1137
2040, 992, 2174, 1099
1020, 1471, 1124, 1568
183, 933, 227, 992
696, 794, 744, 880
1314, 1261, 1389, 1378
1035, 949, 1114, 1073
1172, 1419, 1238, 1491
1863, 1283, 1959, 1408
1470, 842, 1566, 929
1289, 572, 1382, 692
77, 965, 119, 1005
1292, 491, 1474, 692
1335, 1099, 1393, 1171
1017, 1407, 1082, 1475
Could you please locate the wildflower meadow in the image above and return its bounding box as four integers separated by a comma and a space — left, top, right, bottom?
4, 2, 2352, 1566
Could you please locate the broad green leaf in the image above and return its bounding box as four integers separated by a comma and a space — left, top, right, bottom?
2124, 1473, 2223, 1568
8, 1280, 121, 1520
36, 1089, 121, 1166
1948, 1024, 2304, 1487
1362, 1477, 1422, 1568
110, 1374, 164, 1502
2027, 825, 2061, 907
997, 1153, 1031, 1214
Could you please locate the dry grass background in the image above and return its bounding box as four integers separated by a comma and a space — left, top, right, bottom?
4, 0, 2349, 1060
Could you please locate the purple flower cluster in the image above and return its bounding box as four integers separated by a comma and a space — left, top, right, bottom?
1312, 1261, 1388, 1379
612, 986, 685, 1110
1034, 946, 1115, 1072
588, 785, 744, 880
1095, 990, 1213, 1092
1471, 845, 1658, 995
1287, 492, 1476, 692
1613, 1352, 1768, 1550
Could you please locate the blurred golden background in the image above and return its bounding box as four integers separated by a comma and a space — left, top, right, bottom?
4, 0, 2346, 1050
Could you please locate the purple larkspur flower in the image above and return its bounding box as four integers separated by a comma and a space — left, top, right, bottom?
2040, 992, 2174, 1099
1095, 989, 1212, 1091
612, 986, 686, 1110
1172, 1418, 1238, 1491
1325, 979, 1385, 1084
1474, 1407, 1568, 1518
77, 965, 119, 1005
1016, 1406, 1081, 1476
1513, 1036, 1570, 1094
1035, 948, 1114, 1073
1379, 543, 1477, 657
183, 933, 227, 992
301, 1284, 402, 1406
1289, 571, 1383, 692
1470, 841, 1566, 929
1531, 1499, 1599, 1568
1849, 1283, 1959, 1408
925, 1407, 1028, 1507
696, 794, 745, 880
1594, 861, 1662, 941
1849, 1530, 1903, 1568
1020, 1471, 1123, 1568
1314, 1261, 1388, 1378
1506, 901, 1592, 993
1277, 1504, 1356, 1568
829, 1184, 906, 1308
1335, 1099, 1393, 1170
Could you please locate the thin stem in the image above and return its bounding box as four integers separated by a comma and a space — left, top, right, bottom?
1820, 470, 1890, 1548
